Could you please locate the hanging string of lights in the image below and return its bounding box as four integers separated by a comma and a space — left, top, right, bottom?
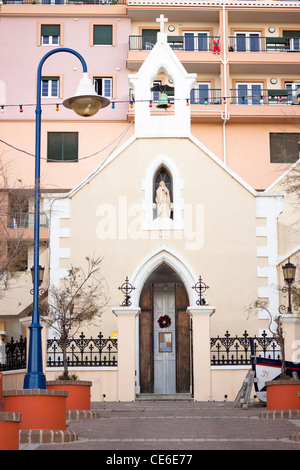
0, 92, 288, 112
0, 96, 233, 113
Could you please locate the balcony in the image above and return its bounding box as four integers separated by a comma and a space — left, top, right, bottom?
127, 87, 300, 122
228, 36, 300, 53
8, 212, 49, 241
128, 35, 221, 71
129, 35, 220, 52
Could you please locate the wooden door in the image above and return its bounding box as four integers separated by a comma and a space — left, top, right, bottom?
175, 284, 190, 393
139, 284, 153, 393
139, 282, 190, 394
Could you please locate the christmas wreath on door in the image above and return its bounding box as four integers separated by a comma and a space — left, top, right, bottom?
157, 315, 171, 328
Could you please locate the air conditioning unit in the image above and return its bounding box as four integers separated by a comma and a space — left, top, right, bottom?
292, 81, 300, 104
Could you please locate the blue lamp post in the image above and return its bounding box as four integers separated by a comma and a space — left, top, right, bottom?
23, 48, 109, 390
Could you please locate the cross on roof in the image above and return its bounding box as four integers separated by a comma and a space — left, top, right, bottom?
156, 14, 168, 33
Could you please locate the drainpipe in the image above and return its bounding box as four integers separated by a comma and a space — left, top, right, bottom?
220, 5, 230, 165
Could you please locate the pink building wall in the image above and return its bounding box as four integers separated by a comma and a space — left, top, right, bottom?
0, 15, 131, 121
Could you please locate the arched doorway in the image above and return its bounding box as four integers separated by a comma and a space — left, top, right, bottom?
139, 264, 191, 395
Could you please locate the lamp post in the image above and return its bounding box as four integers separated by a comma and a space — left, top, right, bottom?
279, 258, 297, 315
23, 48, 109, 390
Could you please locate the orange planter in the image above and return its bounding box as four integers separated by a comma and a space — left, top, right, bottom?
0, 412, 22, 450
47, 380, 92, 410
3, 389, 68, 430
266, 380, 300, 411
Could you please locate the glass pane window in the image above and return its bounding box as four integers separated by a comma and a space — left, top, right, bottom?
236, 83, 263, 105
235, 32, 261, 52
41, 25, 60, 45
190, 83, 210, 104
183, 31, 209, 51
94, 77, 112, 98
41, 78, 59, 98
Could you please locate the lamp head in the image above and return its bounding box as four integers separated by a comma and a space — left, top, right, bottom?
63, 73, 110, 117
282, 258, 296, 285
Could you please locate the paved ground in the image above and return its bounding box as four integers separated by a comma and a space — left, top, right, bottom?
20, 400, 300, 453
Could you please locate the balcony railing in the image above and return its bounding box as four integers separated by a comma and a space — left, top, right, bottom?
129, 35, 220, 52
8, 212, 48, 229
228, 36, 300, 53
230, 88, 297, 105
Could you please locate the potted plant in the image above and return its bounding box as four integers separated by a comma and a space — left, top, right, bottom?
45, 256, 109, 410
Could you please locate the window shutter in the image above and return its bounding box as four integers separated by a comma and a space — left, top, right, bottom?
41, 25, 60, 37
93, 25, 113, 45
270, 133, 300, 163
47, 132, 78, 162
283, 30, 300, 38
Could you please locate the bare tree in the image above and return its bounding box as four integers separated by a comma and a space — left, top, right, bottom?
247, 300, 288, 378
0, 155, 34, 295
45, 256, 109, 379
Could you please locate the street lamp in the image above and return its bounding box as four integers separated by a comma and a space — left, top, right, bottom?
23, 48, 109, 390
279, 258, 297, 314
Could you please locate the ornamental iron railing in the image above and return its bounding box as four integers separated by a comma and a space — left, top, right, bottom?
0, 336, 27, 371
47, 331, 118, 368
0, 330, 281, 371
210, 330, 281, 366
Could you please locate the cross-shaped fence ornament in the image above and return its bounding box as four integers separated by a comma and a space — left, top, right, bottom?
192, 276, 209, 306
118, 276, 136, 307
156, 14, 168, 33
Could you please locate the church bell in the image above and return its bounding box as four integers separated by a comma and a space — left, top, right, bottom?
156, 92, 169, 109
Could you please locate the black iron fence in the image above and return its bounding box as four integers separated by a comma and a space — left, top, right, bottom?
0, 330, 280, 371
47, 331, 118, 368
210, 330, 281, 366
0, 336, 27, 371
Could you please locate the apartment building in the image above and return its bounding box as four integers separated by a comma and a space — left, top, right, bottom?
0, 0, 300, 400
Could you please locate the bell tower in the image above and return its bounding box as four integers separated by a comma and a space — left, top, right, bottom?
129, 15, 197, 138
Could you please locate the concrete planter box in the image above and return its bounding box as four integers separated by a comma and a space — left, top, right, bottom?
0, 412, 22, 450
3, 389, 68, 430
47, 380, 92, 411
266, 380, 300, 411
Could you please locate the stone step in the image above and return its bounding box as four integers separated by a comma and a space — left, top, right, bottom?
19, 429, 78, 445
136, 393, 193, 401
66, 409, 100, 420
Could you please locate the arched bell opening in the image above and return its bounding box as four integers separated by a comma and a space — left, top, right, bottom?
138, 263, 191, 395
150, 72, 175, 110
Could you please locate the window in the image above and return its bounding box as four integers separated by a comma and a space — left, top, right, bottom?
47, 132, 78, 162
183, 31, 209, 51
190, 83, 210, 104
41, 24, 60, 46
142, 29, 158, 50
234, 32, 261, 52
153, 167, 173, 220
42, 77, 59, 98
236, 82, 263, 105
284, 81, 300, 104
270, 133, 300, 163
93, 25, 113, 45
283, 31, 300, 51
94, 77, 112, 98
